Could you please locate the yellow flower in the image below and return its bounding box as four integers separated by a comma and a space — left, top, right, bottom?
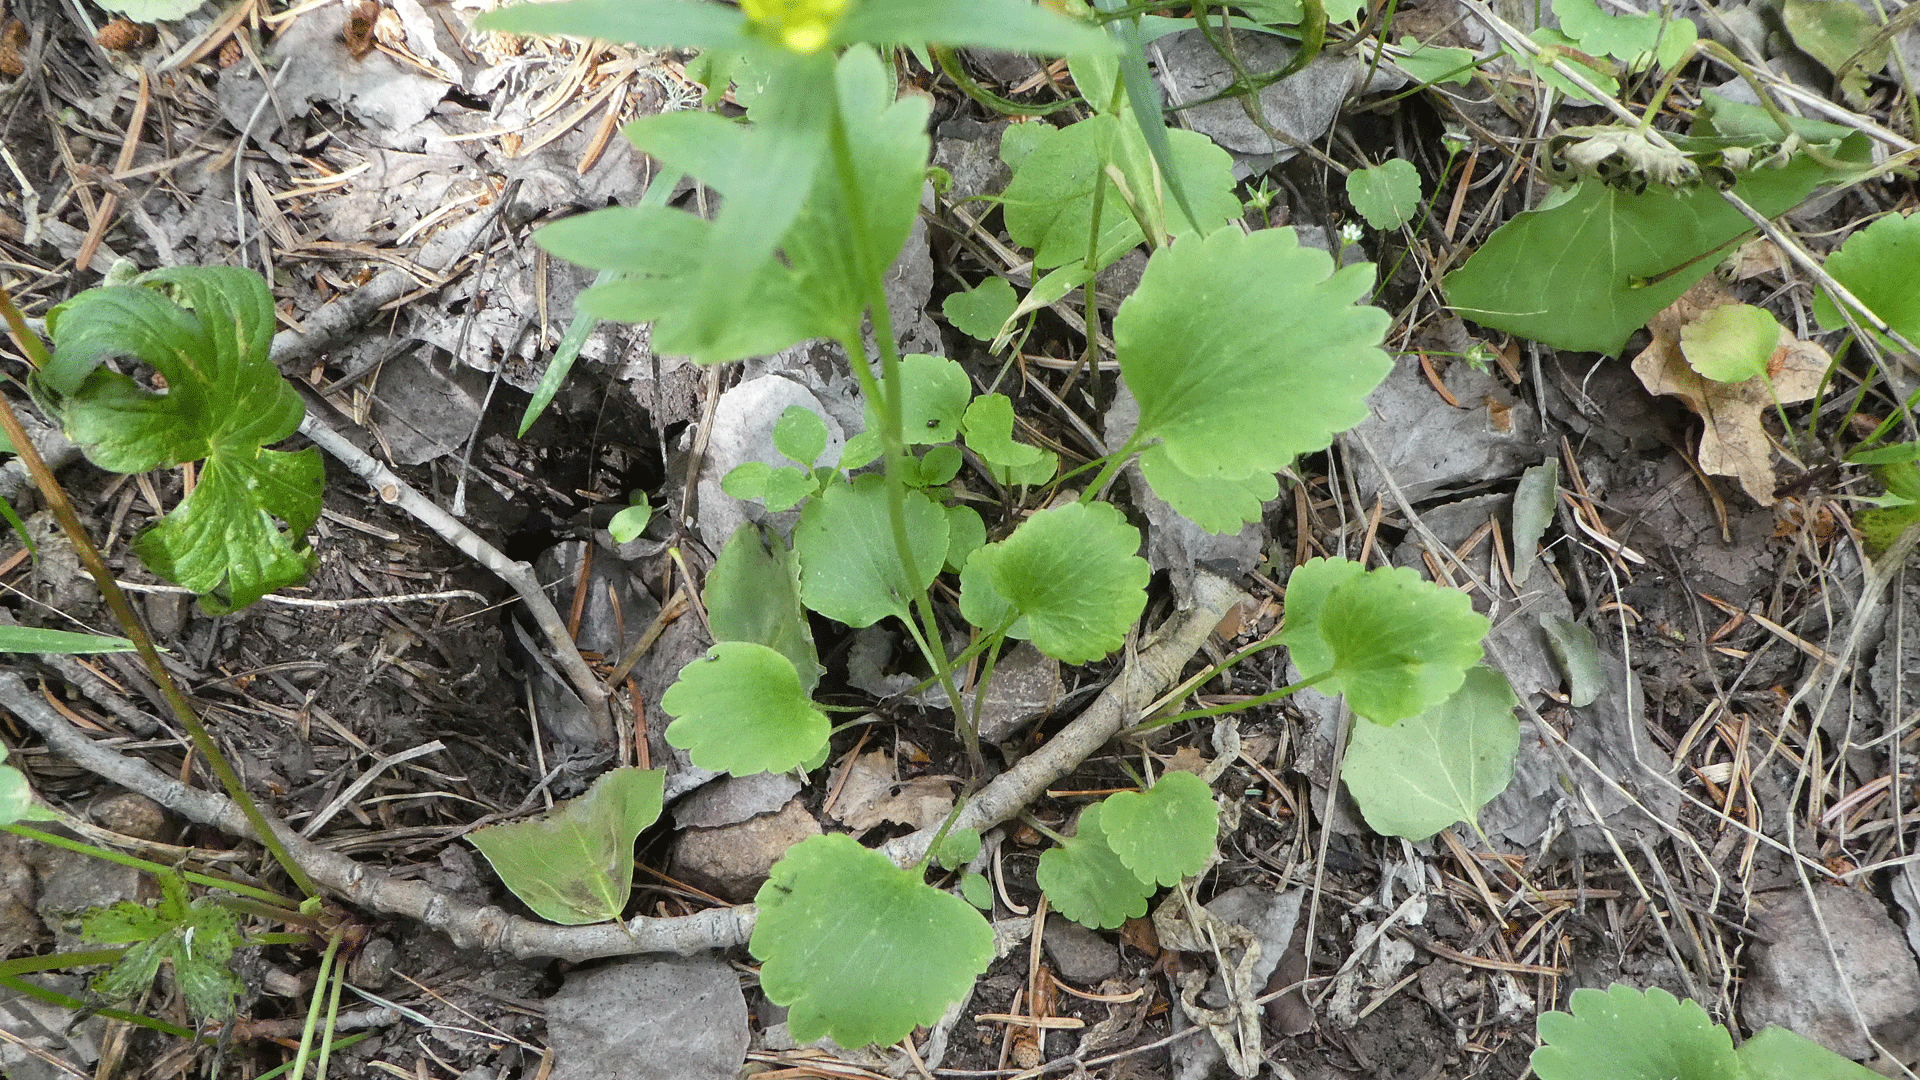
740, 0, 849, 53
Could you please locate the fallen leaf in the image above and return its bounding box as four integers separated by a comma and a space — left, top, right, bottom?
1630, 281, 1828, 504
1162, 745, 1212, 776
827, 750, 956, 832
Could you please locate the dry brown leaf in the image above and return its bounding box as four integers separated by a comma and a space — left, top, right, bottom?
826, 750, 956, 832
1162, 745, 1212, 776
1630, 281, 1828, 504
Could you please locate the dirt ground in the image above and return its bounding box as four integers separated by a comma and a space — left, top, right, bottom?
2, 1, 1919, 1078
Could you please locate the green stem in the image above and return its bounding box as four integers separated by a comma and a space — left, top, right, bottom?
1018, 812, 1072, 847
0, 971, 199, 1040
0, 289, 317, 898
289, 931, 342, 1080
1079, 431, 1143, 503
2, 823, 300, 909
1136, 669, 1331, 732
933, 46, 1077, 116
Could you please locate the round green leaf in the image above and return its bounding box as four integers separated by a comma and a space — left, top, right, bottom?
608, 502, 652, 543
773, 405, 830, 466
1314, 564, 1489, 724
1118, 227, 1391, 482
943, 278, 1021, 342
932, 827, 982, 869
960, 872, 993, 910
1137, 443, 1278, 535
1, 764, 35, 826
662, 642, 830, 775
1737, 1027, 1882, 1080
705, 524, 820, 694
1814, 211, 1920, 350
958, 547, 1023, 638
1275, 556, 1368, 680
872, 354, 971, 446
1346, 158, 1423, 230
1095, 772, 1219, 886
1343, 665, 1520, 840
964, 502, 1148, 664
1035, 803, 1157, 930
944, 504, 986, 574
753, 834, 993, 1048
794, 475, 949, 627
1679, 303, 1778, 384
1532, 985, 1739, 1080
961, 394, 1045, 470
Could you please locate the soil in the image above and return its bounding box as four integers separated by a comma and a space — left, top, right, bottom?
2, 1, 1919, 1079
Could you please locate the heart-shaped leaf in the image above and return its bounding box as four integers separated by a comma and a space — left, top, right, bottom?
663, 642, 830, 774
468, 767, 666, 925
1346, 158, 1423, 230
753, 834, 993, 1047
1095, 771, 1219, 886
1343, 665, 1520, 840
794, 475, 949, 627
958, 501, 1147, 664
1035, 802, 1158, 930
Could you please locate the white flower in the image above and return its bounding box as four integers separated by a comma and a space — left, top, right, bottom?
1339, 222, 1364, 245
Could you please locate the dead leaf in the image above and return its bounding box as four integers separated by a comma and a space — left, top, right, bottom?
826, 750, 956, 832
1630, 281, 1828, 504
1162, 746, 1212, 776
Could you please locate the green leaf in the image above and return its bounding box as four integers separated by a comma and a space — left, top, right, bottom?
753, 834, 994, 1047
1136, 442, 1279, 535
1002, 115, 1240, 270
1, 764, 36, 825
468, 767, 665, 925
663, 642, 830, 775
40, 267, 319, 613
0, 626, 135, 653
1736, 1026, 1882, 1080
705, 524, 821, 694
1847, 441, 1920, 465
1531, 985, 1739, 1080
908, 445, 963, 487
1857, 462, 1920, 556
478, 0, 749, 48
932, 827, 982, 870
1781, 0, 1887, 105
944, 504, 986, 573
1551, 0, 1696, 68
1119, 227, 1391, 482
1281, 558, 1488, 724
1346, 159, 1423, 230
1036, 802, 1157, 930
1680, 303, 1779, 383
1445, 148, 1860, 355
834, 0, 1111, 55
794, 475, 949, 627
773, 405, 830, 466
82, 899, 174, 945
1517, 30, 1621, 102
608, 502, 652, 543
873, 355, 971, 446
721, 461, 818, 512
1510, 459, 1558, 588
92, 937, 167, 1004
91, 0, 204, 18
960, 872, 993, 909
1095, 772, 1218, 886
961, 394, 1045, 470
1538, 613, 1604, 708
960, 502, 1147, 665
1392, 36, 1480, 85
1342, 665, 1520, 840
943, 278, 1021, 342
1813, 211, 1920, 351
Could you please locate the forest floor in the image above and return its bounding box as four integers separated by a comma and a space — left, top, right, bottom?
2, 1, 1919, 1078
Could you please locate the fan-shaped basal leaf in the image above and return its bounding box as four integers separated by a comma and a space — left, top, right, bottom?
869, 354, 971, 446
945, 504, 986, 573
773, 404, 829, 466
1813, 210, 1920, 350
1736, 1027, 1881, 1080
468, 767, 665, 925
1680, 303, 1777, 383
1532, 985, 1738, 1080
1096, 771, 1218, 886
944, 277, 1020, 341
962, 394, 1045, 470
794, 475, 949, 627
40, 267, 320, 613
1118, 227, 1391, 483
969, 502, 1148, 665
1343, 665, 1520, 840
705, 524, 820, 693
663, 642, 830, 774
1445, 146, 1862, 355
753, 834, 993, 1047
1314, 564, 1488, 724
1551, 0, 1696, 68
1346, 158, 1423, 230
1036, 802, 1157, 930
1136, 444, 1277, 535
958, 547, 1023, 638
1276, 557, 1368, 679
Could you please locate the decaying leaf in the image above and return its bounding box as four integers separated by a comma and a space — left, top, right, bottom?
1629, 281, 1828, 504
828, 750, 955, 832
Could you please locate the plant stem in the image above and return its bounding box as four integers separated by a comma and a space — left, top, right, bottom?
2, 822, 299, 909
1135, 669, 1330, 731
290, 930, 343, 1080
0, 295, 318, 898
1079, 431, 1142, 503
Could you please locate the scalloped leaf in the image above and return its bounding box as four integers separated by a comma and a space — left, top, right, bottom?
1137, 443, 1277, 535
753, 834, 994, 1047
962, 394, 1045, 470
944, 504, 986, 573
1346, 158, 1423, 230
468, 767, 665, 925
959, 502, 1147, 664
774, 405, 829, 466
722, 460, 818, 512
944, 277, 1020, 341
1343, 665, 1520, 840
705, 524, 820, 694
1036, 802, 1157, 930
662, 642, 829, 774
1814, 210, 1920, 351
1680, 303, 1778, 384
1282, 558, 1488, 724
1532, 985, 1738, 1080
870, 354, 971, 446
794, 474, 949, 627
1737, 1027, 1881, 1080
1118, 227, 1391, 486
1096, 771, 1218, 886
